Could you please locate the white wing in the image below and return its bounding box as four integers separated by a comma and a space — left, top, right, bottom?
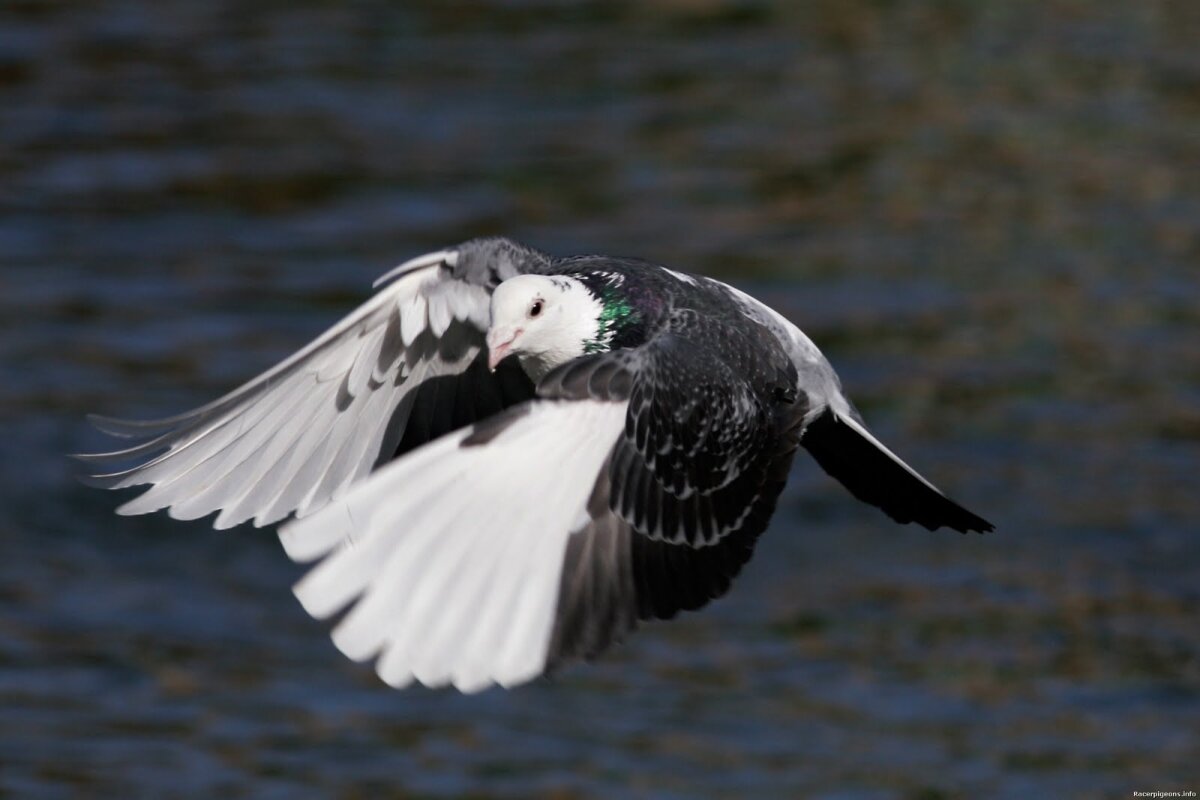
79, 251, 504, 529
279, 399, 629, 693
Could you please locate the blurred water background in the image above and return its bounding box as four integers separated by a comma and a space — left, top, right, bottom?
2, 2, 1199, 798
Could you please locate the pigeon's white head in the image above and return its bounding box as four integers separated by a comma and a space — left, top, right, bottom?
486, 274, 607, 381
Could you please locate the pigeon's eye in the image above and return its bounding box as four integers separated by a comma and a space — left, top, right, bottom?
528, 299, 544, 319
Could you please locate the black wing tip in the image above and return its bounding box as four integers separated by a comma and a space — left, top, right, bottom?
931, 491, 998, 534
962, 512, 995, 535
939, 509, 994, 535
802, 409, 994, 535
919, 493, 994, 534
891, 493, 993, 535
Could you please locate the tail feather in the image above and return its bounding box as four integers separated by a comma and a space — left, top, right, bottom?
801, 409, 993, 534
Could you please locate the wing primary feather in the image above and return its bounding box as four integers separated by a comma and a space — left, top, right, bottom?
88, 370, 310, 489
165, 380, 333, 521
227, 393, 351, 527
113, 374, 319, 515
70, 429, 180, 465
384, 494, 507, 681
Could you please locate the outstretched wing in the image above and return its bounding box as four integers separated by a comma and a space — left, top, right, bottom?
78, 246, 537, 529
278, 329, 806, 691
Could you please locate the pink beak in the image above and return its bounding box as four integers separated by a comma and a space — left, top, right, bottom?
486, 328, 522, 372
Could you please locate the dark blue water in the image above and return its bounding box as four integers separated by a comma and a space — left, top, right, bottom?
3, 3, 1198, 798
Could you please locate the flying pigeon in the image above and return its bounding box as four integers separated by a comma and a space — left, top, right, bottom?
80, 237, 992, 692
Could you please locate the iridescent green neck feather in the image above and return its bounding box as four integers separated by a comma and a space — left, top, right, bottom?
583, 289, 637, 354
